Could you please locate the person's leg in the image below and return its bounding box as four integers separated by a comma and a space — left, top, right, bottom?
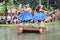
26, 20, 32, 25
15, 20, 17, 24
14, 19, 17, 24
33, 20, 35, 23
8, 20, 10, 24
10, 20, 12, 24
22, 21, 26, 26
38, 20, 41, 27
17, 20, 20, 24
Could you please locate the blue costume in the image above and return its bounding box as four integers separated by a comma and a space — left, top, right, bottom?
18, 9, 32, 21
32, 11, 46, 21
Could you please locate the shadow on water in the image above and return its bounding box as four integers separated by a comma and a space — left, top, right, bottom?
0, 24, 60, 40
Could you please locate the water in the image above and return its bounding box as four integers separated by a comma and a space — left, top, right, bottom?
0, 27, 17, 40
0, 24, 60, 40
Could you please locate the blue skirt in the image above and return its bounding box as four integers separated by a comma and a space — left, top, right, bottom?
18, 11, 32, 21
32, 12, 46, 21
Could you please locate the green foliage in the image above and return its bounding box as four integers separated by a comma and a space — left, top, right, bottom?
56, 0, 60, 9
0, 0, 60, 13
0, 5, 5, 13
13, 0, 39, 10
0, 21, 60, 27
50, 0, 60, 9
49, 7, 53, 11
43, 5, 47, 10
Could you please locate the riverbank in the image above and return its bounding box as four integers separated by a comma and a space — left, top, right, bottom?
0, 21, 60, 27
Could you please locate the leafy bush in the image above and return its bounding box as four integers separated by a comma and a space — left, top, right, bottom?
0, 5, 5, 13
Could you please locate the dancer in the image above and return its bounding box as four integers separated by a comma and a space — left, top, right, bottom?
33, 5, 46, 27
18, 4, 32, 23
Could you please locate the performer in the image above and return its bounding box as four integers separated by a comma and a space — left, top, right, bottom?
33, 5, 46, 27
18, 5, 32, 23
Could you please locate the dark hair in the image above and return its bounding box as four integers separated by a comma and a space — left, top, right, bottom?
36, 5, 41, 12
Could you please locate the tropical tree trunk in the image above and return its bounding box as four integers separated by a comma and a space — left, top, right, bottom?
9, 0, 13, 14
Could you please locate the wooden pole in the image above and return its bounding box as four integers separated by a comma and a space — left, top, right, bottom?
47, 0, 49, 11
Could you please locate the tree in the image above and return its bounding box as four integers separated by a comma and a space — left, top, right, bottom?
13, 0, 39, 10
0, 0, 4, 3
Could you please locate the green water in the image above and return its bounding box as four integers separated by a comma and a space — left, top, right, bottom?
0, 24, 60, 40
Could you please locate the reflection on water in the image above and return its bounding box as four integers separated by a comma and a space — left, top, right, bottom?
17, 33, 40, 40
0, 27, 17, 40
0, 24, 60, 40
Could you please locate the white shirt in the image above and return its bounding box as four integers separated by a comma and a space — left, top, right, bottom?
7, 16, 11, 20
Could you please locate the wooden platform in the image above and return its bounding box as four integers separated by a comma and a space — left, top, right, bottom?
16, 25, 46, 35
